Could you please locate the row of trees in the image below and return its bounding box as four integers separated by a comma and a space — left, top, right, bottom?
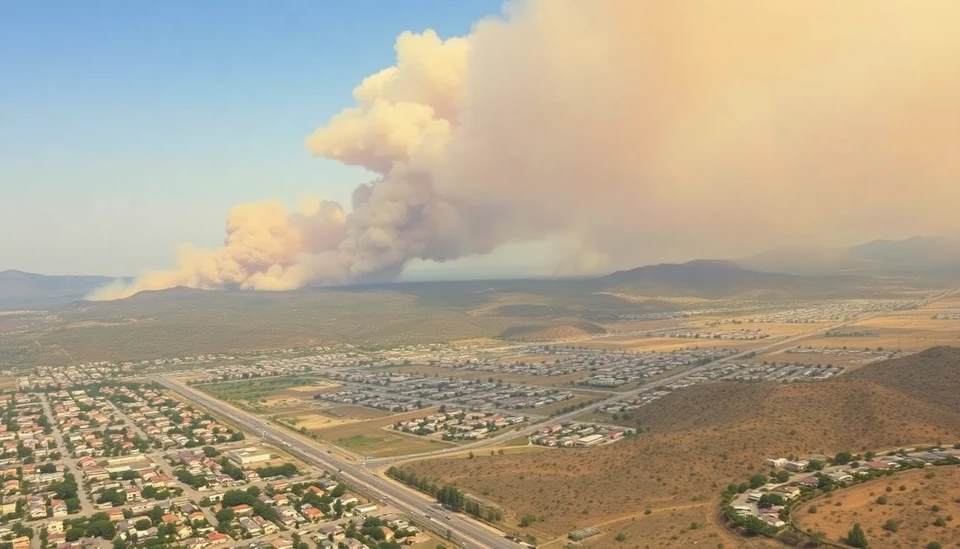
386, 467, 503, 523
255, 463, 298, 478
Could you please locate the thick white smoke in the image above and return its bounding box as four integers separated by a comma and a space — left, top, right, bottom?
94, 0, 960, 300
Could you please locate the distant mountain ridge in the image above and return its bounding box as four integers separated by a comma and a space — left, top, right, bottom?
0, 269, 121, 308
740, 236, 960, 275
5, 235, 956, 308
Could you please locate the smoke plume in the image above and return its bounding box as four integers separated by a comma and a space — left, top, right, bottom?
94, 0, 960, 300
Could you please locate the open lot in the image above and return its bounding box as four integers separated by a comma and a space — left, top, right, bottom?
580, 322, 828, 354
794, 466, 960, 549
270, 404, 391, 431
0, 376, 17, 391
751, 310, 960, 371
198, 376, 333, 405
313, 407, 459, 458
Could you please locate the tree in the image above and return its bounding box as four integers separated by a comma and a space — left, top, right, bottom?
87, 520, 116, 540
148, 506, 164, 526
748, 474, 767, 489
834, 451, 853, 465
881, 519, 899, 532
846, 523, 868, 548
927, 543, 942, 549
215, 508, 235, 523
134, 519, 152, 531
775, 470, 790, 483
757, 494, 785, 509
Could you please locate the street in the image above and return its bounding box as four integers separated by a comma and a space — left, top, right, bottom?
154, 377, 517, 549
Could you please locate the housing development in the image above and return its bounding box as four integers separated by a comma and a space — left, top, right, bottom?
3, 289, 960, 549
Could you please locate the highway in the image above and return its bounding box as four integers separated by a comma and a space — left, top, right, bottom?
153, 289, 959, 547
154, 377, 517, 549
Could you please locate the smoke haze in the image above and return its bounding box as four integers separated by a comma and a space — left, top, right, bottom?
93, 0, 960, 300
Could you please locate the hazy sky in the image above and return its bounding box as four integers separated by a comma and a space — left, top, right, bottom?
7, 1, 959, 289
1, 0, 519, 277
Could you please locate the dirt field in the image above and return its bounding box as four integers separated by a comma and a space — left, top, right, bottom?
320, 405, 391, 420
313, 407, 459, 458
578, 503, 776, 549
0, 377, 18, 391
578, 336, 762, 353
747, 309, 960, 371
794, 466, 960, 549
270, 404, 390, 432
580, 322, 825, 354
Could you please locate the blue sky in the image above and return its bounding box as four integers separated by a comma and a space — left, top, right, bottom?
0, 1, 506, 276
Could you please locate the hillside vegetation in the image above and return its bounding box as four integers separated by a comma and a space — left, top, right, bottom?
398, 348, 960, 546
0, 263, 949, 369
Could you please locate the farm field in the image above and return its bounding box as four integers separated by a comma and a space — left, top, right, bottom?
313, 407, 459, 458
794, 466, 960, 549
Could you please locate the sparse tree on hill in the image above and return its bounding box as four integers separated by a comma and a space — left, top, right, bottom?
846, 523, 868, 548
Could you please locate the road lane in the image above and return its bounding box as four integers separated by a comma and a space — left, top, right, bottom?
155, 377, 516, 549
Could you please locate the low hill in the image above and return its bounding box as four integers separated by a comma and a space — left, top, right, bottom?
500, 321, 606, 341
398, 349, 960, 546
847, 346, 960, 414
0, 270, 120, 308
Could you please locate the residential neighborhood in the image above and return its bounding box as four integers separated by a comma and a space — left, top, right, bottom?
528, 422, 632, 448
392, 410, 526, 442
724, 445, 960, 536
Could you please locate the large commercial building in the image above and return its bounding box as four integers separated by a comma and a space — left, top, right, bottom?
226, 447, 273, 466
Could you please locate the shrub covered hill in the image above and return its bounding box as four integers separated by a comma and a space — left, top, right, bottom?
397, 347, 960, 547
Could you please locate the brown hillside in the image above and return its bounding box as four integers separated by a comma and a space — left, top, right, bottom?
847, 346, 960, 414
399, 353, 960, 546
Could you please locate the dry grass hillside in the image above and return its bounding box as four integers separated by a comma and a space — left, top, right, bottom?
398, 348, 960, 547
794, 466, 960, 549
848, 346, 960, 414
